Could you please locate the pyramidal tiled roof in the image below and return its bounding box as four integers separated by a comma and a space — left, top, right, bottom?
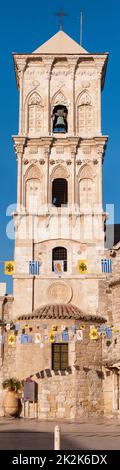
33, 30, 88, 54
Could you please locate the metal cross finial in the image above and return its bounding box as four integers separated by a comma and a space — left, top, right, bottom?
55, 9, 68, 31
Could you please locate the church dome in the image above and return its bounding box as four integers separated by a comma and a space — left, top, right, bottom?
18, 303, 105, 322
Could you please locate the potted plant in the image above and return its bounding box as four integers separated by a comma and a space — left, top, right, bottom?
3, 378, 22, 417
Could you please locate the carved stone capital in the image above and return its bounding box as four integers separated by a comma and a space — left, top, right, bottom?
12, 136, 26, 159
14, 56, 27, 87
14, 144, 24, 159
94, 58, 105, 80
44, 146, 51, 158
97, 146, 104, 156
43, 57, 53, 77
71, 145, 77, 157
68, 57, 77, 78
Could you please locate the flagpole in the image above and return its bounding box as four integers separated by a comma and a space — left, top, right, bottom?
80, 12, 83, 46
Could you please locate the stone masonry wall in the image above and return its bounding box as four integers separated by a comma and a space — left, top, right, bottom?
0, 317, 104, 420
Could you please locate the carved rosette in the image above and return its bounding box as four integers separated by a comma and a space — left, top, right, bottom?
48, 282, 73, 304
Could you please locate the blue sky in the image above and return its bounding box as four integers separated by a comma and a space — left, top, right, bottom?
0, 0, 120, 293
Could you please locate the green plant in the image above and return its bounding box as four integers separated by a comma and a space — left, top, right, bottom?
2, 378, 21, 392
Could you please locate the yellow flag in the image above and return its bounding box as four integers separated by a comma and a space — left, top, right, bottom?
50, 332, 55, 343
78, 259, 88, 274
89, 328, 99, 340
4, 261, 15, 275
8, 334, 15, 346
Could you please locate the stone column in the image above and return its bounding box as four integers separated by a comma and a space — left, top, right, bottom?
68, 58, 77, 135
71, 145, 77, 206
44, 145, 50, 206
97, 71, 102, 135
94, 59, 103, 135
44, 58, 53, 135
17, 153, 22, 208
17, 59, 26, 135
97, 147, 103, 208
13, 140, 26, 211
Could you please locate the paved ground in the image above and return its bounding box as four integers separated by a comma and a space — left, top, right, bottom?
0, 416, 120, 450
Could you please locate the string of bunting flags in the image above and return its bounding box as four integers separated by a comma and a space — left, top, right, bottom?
0, 321, 119, 347
0, 259, 113, 275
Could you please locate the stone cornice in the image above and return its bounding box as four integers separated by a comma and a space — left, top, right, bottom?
13, 52, 108, 89
12, 135, 108, 160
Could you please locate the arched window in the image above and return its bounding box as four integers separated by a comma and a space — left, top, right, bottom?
80, 178, 93, 206
52, 247, 67, 272
77, 92, 93, 135
53, 105, 68, 133
52, 178, 68, 207
78, 165, 93, 209
26, 178, 40, 213
28, 93, 43, 134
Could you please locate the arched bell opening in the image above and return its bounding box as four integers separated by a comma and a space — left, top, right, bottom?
52, 178, 68, 207
52, 104, 68, 134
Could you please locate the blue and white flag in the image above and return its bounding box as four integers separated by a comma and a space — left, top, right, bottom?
62, 330, 69, 342
101, 259, 112, 273
29, 261, 41, 275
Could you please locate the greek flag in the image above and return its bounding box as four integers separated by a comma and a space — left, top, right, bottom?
29, 261, 41, 275
101, 259, 112, 273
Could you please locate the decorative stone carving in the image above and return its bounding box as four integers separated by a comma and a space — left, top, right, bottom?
32, 80, 40, 87
51, 91, 67, 107
27, 92, 43, 134
83, 147, 91, 155
16, 58, 27, 81
39, 159, 45, 165
29, 92, 42, 106
29, 158, 38, 164
24, 164, 42, 181
48, 282, 72, 304
76, 69, 97, 79
29, 148, 38, 154
97, 146, 104, 156
77, 91, 93, 135
78, 164, 93, 180
51, 69, 69, 77
51, 165, 69, 180
13, 142, 26, 158
81, 80, 91, 88
56, 146, 64, 154
78, 92, 92, 106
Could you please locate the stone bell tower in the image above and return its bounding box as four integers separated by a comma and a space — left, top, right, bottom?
12, 30, 108, 318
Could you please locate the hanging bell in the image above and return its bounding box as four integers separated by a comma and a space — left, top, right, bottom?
54, 109, 67, 133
